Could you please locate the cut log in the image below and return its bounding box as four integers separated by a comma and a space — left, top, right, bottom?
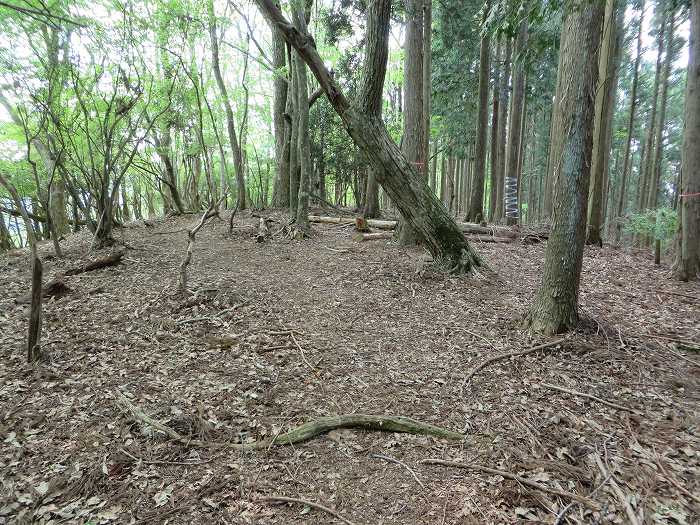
467, 235, 514, 243
353, 231, 393, 242
256, 217, 271, 243
64, 251, 124, 276
355, 216, 371, 232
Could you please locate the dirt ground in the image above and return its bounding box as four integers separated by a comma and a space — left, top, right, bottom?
1, 210, 698, 525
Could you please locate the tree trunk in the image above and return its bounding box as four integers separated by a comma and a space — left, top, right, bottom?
293, 7, 312, 232
615, 0, 645, 242
466, 1, 491, 223
488, 40, 502, 222
525, 0, 604, 334
0, 210, 13, 251
647, 3, 676, 210
397, 0, 425, 245
422, 0, 432, 181
637, 1, 668, 212
504, 22, 527, 226
208, 0, 246, 211
674, 0, 699, 280
495, 38, 512, 222
586, 0, 619, 246
254, 0, 482, 273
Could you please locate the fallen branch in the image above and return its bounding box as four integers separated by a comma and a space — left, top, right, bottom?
463, 338, 568, 385
421, 458, 601, 510
371, 453, 425, 489
540, 383, 642, 415
115, 391, 465, 449
654, 455, 700, 504
259, 495, 356, 525
64, 251, 124, 276
593, 454, 640, 525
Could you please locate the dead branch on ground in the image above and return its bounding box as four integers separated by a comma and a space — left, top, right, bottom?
463, 338, 568, 385
539, 382, 642, 415
421, 458, 601, 510
593, 454, 641, 525
64, 251, 124, 276
371, 453, 425, 489
259, 495, 356, 525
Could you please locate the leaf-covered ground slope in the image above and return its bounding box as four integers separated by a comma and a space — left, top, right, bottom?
1, 211, 698, 524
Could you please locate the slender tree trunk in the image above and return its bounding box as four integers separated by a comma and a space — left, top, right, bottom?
586, 0, 620, 246
488, 40, 502, 222
422, 0, 432, 181
674, 0, 699, 280
293, 7, 312, 232
495, 38, 512, 222
525, 0, 604, 334
504, 21, 527, 226
637, 1, 668, 212
397, 0, 425, 244
647, 3, 676, 210
615, 0, 645, 242
271, 12, 289, 208
208, 0, 246, 210
466, 0, 491, 223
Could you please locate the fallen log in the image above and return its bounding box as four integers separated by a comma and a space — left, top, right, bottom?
309, 215, 397, 230
352, 231, 393, 242
64, 251, 124, 276
309, 214, 518, 237
468, 235, 514, 243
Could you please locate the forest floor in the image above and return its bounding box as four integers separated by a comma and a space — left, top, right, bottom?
0, 209, 698, 525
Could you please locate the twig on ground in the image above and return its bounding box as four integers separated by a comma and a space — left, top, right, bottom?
539, 383, 642, 415
371, 453, 425, 489
654, 455, 700, 505
554, 472, 611, 524
259, 495, 357, 525
463, 338, 568, 385
120, 448, 212, 466
420, 458, 601, 510
593, 453, 640, 525
290, 331, 317, 373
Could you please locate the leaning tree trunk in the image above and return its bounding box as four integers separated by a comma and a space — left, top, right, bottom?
208, 0, 246, 211
525, 0, 604, 334
397, 0, 424, 245
586, 0, 619, 246
254, 0, 482, 273
466, 0, 491, 224
674, 0, 699, 280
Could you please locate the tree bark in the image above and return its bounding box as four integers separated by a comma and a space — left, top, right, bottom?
466, 0, 491, 223
271, 9, 289, 208
525, 0, 604, 334
674, 0, 699, 280
293, 7, 312, 232
254, 0, 482, 272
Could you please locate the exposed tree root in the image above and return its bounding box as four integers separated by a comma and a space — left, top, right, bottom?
64, 250, 124, 276
115, 391, 465, 449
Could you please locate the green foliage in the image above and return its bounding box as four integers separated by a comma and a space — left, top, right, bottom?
624, 207, 678, 240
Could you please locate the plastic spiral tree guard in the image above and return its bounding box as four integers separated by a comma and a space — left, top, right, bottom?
504, 176, 519, 220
